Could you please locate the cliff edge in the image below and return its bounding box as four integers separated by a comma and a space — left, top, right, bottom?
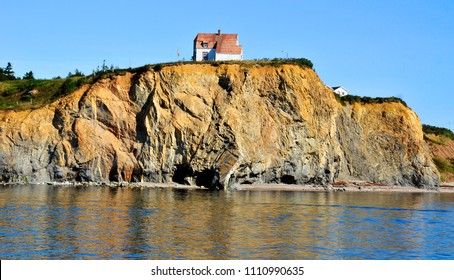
0, 63, 439, 189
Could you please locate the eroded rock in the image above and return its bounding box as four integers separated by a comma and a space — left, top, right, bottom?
0, 64, 439, 188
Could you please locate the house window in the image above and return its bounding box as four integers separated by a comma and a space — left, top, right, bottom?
202, 52, 209, 61
202, 42, 208, 48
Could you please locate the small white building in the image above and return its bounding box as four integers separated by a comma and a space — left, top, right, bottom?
193, 29, 243, 61
332, 86, 349, 97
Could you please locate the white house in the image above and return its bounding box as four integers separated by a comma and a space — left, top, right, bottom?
193, 29, 243, 61
332, 86, 349, 97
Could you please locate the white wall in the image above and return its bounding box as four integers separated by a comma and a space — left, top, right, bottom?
194, 48, 243, 61
334, 88, 348, 97
194, 48, 216, 61
215, 52, 243, 61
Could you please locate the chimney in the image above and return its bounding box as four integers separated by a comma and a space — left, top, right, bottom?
218, 29, 221, 36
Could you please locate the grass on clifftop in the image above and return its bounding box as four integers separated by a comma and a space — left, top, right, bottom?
147, 58, 314, 72
211, 58, 314, 69
422, 124, 454, 141
335, 94, 408, 107
0, 70, 130, 110
0, 77, 89, 110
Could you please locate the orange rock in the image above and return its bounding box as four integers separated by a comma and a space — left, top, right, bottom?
0, 64, 439, 189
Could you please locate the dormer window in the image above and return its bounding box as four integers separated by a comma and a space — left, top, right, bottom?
202, 42, 208, 48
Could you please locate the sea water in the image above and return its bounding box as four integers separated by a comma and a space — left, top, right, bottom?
1, 184, 453, 259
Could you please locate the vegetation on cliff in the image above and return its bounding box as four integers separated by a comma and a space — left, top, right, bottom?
336, 94, 408, 107
150, 58, 314, 72
0, 63, 18, 81
423, 124, 454, 141
0, 69, 129, 110
423, 125, 454, 182
0, 77, 88, 109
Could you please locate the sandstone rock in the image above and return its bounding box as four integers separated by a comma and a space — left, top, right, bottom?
0, 64, 439, 189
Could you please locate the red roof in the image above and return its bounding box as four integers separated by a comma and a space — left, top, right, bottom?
194, 31, 242, 55
216, 34, 242, 54
194, 33, 217, 49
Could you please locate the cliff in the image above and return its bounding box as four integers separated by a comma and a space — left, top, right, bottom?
0, 63, 439, 189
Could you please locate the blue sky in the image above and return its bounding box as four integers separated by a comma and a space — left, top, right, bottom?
2, 0, 453, 128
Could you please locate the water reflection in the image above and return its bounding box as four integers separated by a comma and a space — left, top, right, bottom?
1, 185, 453, 259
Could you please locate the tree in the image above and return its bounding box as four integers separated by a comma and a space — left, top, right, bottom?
4, 62, 14, 77
67, 69, 84, 78
23, 71, 35, 80
0, 62, 16, 81
101, 60, 108, 72
74, 69, 84, 76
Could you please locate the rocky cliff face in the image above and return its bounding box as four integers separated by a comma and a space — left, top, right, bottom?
0, 64, 439, 188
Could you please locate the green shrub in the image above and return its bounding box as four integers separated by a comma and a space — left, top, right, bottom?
67, 69, 84, 78
59, 77, 87, 96
338, 94, 408, 107
293, 58, 314, 69
0, 101, 17, 108
60, 79, 77, 96
148, 58, 314, 69
17, 80, 38, 92
433, 157, 454, 173
422, 124, 454, 141
254, 58, 314, 69
153, 64, 163, 72
23, 71, 35, 80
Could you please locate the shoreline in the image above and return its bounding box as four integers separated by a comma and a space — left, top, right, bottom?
2, 180, 454, 193
235, 183, 454, 193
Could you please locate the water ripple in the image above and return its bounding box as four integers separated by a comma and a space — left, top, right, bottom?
0, 186, 453, 259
